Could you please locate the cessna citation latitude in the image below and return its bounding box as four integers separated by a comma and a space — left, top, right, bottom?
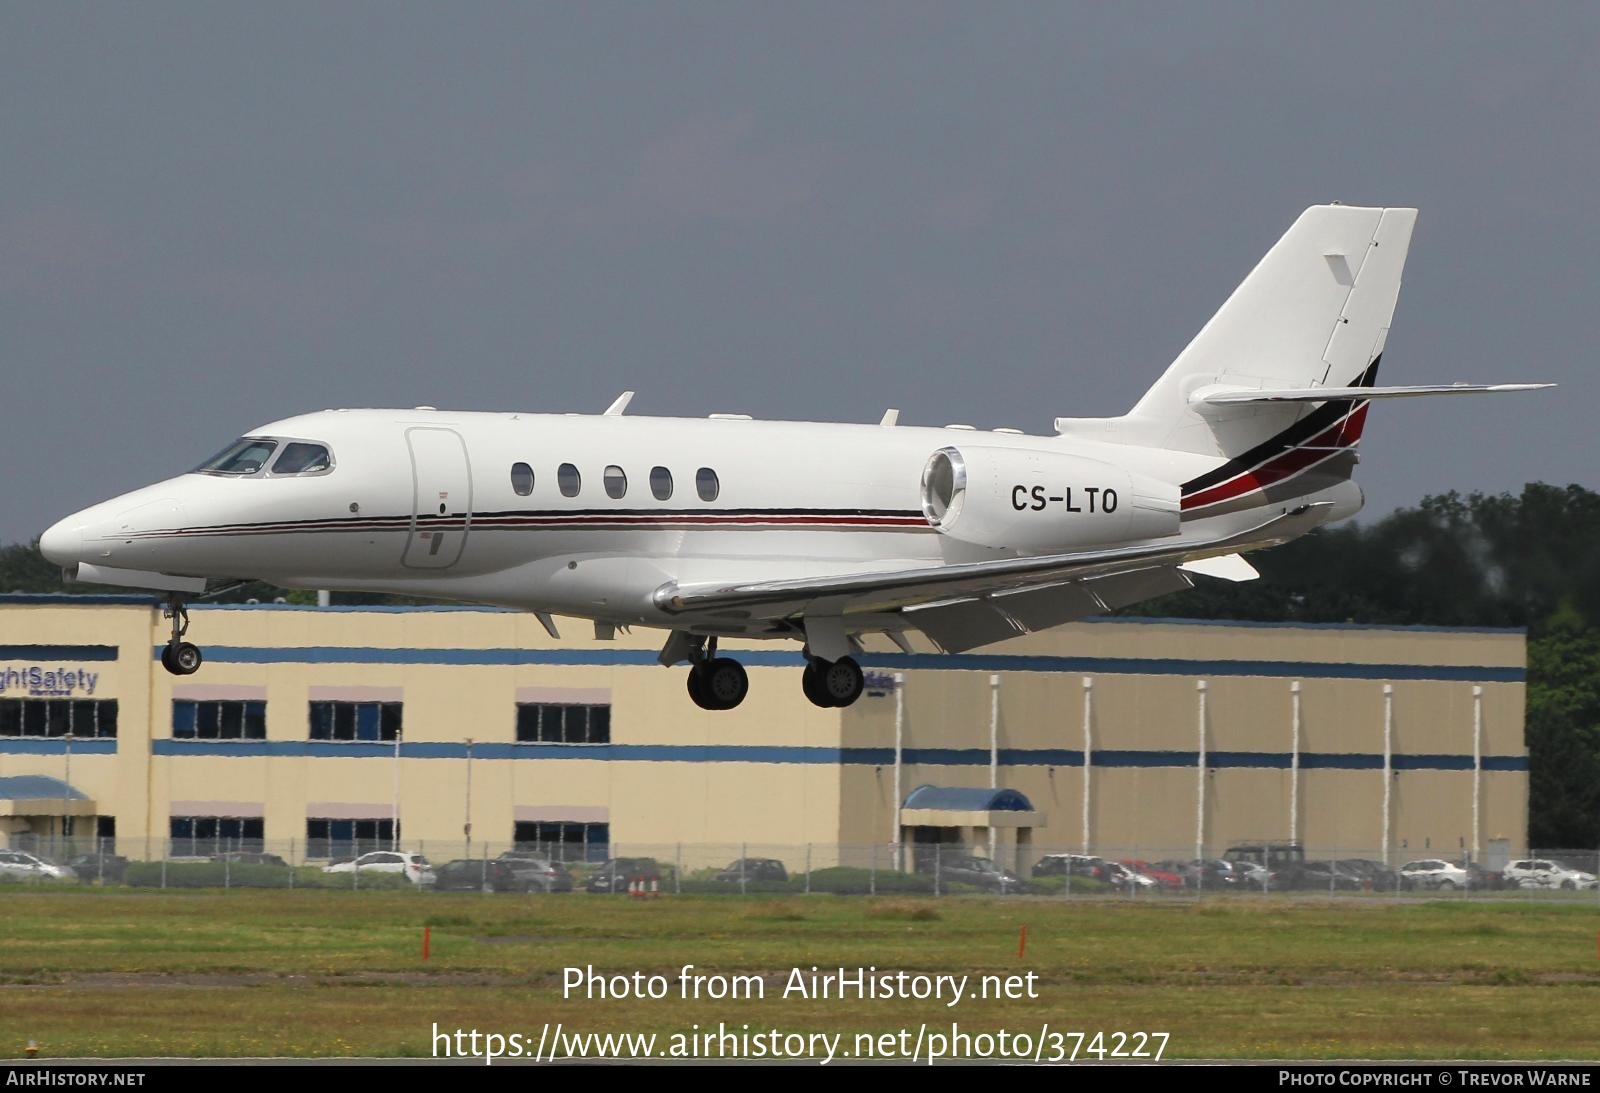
40, 205, 1551, 711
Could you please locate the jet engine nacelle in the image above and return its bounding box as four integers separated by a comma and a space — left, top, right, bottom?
920, 445, 1180, 552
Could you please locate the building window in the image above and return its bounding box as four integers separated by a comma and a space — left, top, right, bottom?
172, 700, 266, 740
169, 816, 264, 854
558, 463, 581, 497
513, 820, 609, 862
306, 818, 396, 859
603, 465, 627, 499
650, 466, 673, 500
96, 817, 116, 840
510, 462, 535, 496
515, 703, 611, 744
696, 467, 719, 502
0, 698, 118, 738
309, 701, 402, 742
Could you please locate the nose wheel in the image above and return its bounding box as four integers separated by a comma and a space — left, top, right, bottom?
160, 598, 203, 676
802, 655, 864, 708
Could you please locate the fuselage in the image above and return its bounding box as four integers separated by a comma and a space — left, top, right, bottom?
39, 407, 1356, 636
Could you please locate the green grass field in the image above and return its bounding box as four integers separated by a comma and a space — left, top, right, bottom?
1, 890, 1597, 1060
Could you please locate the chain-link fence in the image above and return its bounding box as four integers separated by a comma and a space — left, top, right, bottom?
3, 835, 1598, 900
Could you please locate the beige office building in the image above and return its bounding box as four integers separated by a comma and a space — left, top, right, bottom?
0, 595, 1527, 869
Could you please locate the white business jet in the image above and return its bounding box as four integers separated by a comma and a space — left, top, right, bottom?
40, 205, 1550, 711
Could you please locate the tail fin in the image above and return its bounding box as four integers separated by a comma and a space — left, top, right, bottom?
1059, 204, 1416, 458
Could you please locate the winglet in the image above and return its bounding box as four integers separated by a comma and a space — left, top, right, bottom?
603, 391, 635, 417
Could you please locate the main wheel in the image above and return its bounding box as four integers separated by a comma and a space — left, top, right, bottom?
801, 660, 834, 707
687, 666, 714, 709
700, 659, 748, 710
815, 656, 864, 708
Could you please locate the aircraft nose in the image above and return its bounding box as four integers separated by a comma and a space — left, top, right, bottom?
39, 516, 84, 566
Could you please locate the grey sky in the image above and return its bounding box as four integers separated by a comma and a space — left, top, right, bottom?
3, 4, 1595, 544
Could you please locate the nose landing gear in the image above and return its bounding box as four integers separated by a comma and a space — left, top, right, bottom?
160, 597, 203, 676
684, 638, 749, 711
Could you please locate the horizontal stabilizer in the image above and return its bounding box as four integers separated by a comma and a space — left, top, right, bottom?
1191, 382, 1554, 408
1179, 553, 1259, 582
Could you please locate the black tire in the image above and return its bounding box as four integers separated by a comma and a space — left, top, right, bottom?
801, 662, 835, 707
1440, 879, 1457, 891
687, 666, 714, 709
1562, 879, 1576, 890
702, 658, 749, 710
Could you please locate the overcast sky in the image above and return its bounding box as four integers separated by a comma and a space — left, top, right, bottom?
2, 4, 1595, 543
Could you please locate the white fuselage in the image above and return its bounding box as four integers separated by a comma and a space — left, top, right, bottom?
42, 407, 1346, 637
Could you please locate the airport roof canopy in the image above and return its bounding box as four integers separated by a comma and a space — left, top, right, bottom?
0, 775, 95, 817
900, 785, 1042, 829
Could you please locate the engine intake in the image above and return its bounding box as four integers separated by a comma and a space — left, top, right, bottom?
920, 445, 1180, 553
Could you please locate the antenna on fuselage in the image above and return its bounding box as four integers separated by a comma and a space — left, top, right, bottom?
603, 391, 635, 416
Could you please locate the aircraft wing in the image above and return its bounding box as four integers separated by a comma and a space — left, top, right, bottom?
652, 503, 1331, 644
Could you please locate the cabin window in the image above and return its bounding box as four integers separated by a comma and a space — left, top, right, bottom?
603, 465, 627, 499
271, 442, 332, 475
696, 467, 720, 502
650, 466, 673, 500
510, 462, 535, 496
195, 437, 278, 476
558, 463, 581, 497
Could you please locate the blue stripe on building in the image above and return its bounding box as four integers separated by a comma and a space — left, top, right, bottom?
1, 645, 119, 661
146, 738, 1528, 771
154, 645, 1524, 683
0, 739, 118, 756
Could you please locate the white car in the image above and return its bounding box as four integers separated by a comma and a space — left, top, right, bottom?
0, 850, 78, 882
322, 850, 435, 886
1503, 859, 1598, 891
1400, 859, 1470, 890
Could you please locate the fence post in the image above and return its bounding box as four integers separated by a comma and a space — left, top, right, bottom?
96, 838, 104, 886
806, 844, 813, 895
288, 838, 295, 890
934, 847, 942, 898
868, 844, 875, 897
674, 844, 682, 895
482, 841, 490, 895
160, 854, 167, 891
740, 842, 747, 896
224, 853, 231, 892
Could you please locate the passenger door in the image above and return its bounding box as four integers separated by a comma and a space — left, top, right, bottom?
403, 427, 472, 568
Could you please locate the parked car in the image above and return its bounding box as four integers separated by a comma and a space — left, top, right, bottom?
63, 852, 129, 884
1503, 859, 1599, 890
1223, 842, 1306, 872
0, 850, 77, 882
1100, 860, 1158, 892
1282, 860, 1363, 891
1121, 859, 1184, 890
1399, 859, 1471, 891
433, 858, 520, 892
585, 857, 669, 894
713, 858, 789, 885
1337, 858, 1399, 891
1166, 859, 1244, 890
935, 854, 1024, 893
211, 851, 289, 868
497, 852, 576, 893
1031, 853, 1112, 881
322, 850, 435, 886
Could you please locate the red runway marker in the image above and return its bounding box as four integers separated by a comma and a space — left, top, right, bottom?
423, 925, 431, 961
1018, 923, 1028, 960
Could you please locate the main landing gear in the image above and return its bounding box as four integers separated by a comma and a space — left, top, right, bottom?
676, 638, 865, 711
159, 596, 203, 676
685, 638, 750, 711
801, 655, 864, 709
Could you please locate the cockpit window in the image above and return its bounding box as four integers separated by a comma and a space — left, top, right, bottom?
196, 438, 278, 476
271, 442, 333, 475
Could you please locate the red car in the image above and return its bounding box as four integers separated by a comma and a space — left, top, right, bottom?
1120, 859, 1184, 890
